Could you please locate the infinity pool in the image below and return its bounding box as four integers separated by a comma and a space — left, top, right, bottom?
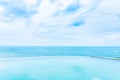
0, 56, 120, 80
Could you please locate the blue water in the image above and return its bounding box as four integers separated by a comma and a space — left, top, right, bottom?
0, 57, 120, 80
0, 46, 120, 58
0, 46, 120, 80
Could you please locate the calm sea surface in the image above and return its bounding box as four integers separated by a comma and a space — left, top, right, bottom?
0, 46, 120, 58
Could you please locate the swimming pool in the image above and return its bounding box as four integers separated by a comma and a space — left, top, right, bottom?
0, 56, 120, 80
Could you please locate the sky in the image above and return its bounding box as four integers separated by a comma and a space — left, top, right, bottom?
0, 0, 120, 46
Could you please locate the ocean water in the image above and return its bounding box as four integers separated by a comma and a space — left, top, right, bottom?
0, 46, 120, 58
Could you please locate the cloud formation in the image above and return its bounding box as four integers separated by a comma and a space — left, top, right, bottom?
0, 0, 120, 46
0, 0, 41, 22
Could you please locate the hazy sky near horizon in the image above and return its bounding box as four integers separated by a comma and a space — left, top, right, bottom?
0, 0, 120, 46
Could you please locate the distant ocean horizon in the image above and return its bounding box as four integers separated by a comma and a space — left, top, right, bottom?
0, 46, 120, 58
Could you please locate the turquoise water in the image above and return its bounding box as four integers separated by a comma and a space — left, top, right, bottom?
0, 47, 120, 80
0, 57, 120, 80
0, 46, 120, 58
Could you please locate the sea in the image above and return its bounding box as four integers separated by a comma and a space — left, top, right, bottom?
0, 46, 120, 58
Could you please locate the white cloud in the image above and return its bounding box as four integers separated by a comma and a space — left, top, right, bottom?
0, 6, 4, 12
0, 0, 120, 46
23, 0, 38, 6
94, 0, 120, 14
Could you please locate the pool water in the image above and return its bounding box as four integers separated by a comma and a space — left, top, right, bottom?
0, 56, 120, 80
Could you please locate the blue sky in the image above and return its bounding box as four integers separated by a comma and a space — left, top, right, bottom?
0, 0, 120, 46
